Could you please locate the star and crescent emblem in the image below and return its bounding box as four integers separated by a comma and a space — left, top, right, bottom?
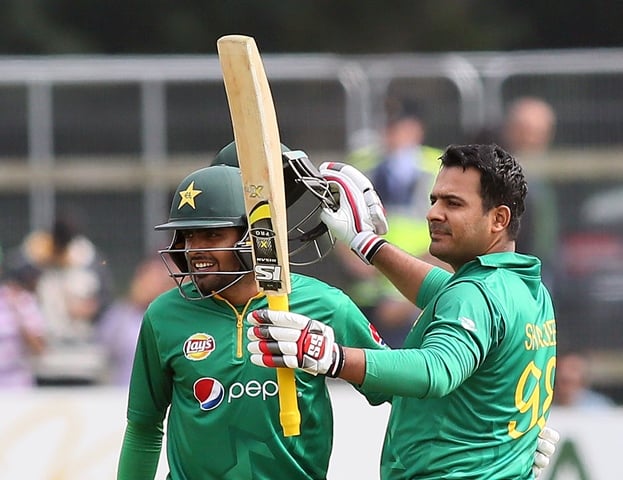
178, 181, 202, 209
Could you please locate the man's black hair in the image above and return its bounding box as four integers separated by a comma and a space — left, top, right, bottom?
440, 144, 528, 239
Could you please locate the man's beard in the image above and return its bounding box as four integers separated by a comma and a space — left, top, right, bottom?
192, 270, 242, 296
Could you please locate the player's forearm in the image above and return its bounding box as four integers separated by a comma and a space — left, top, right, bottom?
338, 347, 366, 385
340, 347, 452, 399
340, 347, 432, 397
346, 332, 478, 398
372, 243, 434, 305
117, 420, 163, 480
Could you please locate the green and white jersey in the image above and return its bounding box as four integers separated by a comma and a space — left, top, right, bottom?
363, 252, 556, 479
126, 273, 387, 480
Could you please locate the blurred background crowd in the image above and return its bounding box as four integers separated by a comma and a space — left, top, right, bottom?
1, 2, 622, 410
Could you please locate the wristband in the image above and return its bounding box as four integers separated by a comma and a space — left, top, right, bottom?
350, 231, 388, 264
327, 344, 345, 378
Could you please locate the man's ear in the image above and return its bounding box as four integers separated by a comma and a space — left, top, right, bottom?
492, 205, 511, 233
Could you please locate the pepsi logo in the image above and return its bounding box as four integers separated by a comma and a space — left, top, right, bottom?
184, 333, 216, 361
368, 323, 386, 346
193, 377, 225, 411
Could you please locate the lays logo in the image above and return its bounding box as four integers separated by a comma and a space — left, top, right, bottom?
183, 333, 216, 361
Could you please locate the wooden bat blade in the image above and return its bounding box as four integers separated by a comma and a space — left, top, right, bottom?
217, 35, 291, 296
217, 34, 300, 437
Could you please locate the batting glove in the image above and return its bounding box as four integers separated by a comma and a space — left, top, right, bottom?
247, 309, 345, 377
533, 426, 560, 478
319, 162, 388, 264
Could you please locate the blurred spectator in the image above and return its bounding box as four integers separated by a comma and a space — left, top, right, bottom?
97, 256, 174, 386
349, 96, 441, 212
500, 96, 557, 155
554, 352, 616, 408
22, 213, 113, 386
502, 98, 559, 289
0, 249, 46, 388
341, 96, 447, 347
474, 96, 559, 289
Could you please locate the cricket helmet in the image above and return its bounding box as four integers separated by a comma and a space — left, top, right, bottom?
155, 164, 253, 299
211, 141, 337, 266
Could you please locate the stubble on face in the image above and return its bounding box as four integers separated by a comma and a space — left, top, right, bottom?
184, 227, 246, 296
427, 167, 490, 269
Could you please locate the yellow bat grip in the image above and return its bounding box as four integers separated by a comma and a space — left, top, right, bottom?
267, 294, 301, 436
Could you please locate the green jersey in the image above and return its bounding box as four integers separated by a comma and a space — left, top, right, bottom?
363, 253, 556, 479
119, 273, 388, 480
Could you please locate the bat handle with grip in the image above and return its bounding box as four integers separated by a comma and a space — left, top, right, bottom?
267, 294, 301, 437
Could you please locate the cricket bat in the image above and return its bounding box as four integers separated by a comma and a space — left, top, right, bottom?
217, 34, 300, 437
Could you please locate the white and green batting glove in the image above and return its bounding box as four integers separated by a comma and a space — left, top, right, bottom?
247, 309, 345, 377
319, 162, 388, 264
533, 426, 560, 478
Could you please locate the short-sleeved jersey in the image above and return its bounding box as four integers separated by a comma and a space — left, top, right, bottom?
364, 252, 556, 479
126, 273, 387, 480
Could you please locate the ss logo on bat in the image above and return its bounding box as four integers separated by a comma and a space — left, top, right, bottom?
255, 265, 282, 281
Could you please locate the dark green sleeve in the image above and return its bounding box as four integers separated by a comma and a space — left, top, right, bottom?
416, 266, 452, 309
127, 314, 172, 424
364, 282, 492, 398
117, 419, 164, 480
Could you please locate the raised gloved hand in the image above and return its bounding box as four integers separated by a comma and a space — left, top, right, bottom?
247, 309, 345, 377
533, 426, 560, 478
319, 162, 388, 264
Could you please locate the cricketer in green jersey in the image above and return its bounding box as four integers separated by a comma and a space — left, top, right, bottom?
248, 144, 558, 479
116, 151, 391, 480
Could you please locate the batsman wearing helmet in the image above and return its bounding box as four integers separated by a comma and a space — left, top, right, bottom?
116, 143, 389, 480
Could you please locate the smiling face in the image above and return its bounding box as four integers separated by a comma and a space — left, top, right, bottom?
426, 165, 511, 271
182, 227, 254, 300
